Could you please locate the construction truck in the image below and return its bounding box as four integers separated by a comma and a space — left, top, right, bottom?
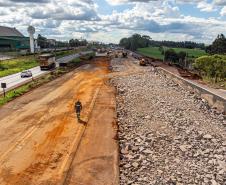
139, 58, 147, 66
38, 54, 56, 70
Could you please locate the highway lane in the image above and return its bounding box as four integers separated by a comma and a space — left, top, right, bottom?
0, 51, 93, 93
57, 51, 92, 64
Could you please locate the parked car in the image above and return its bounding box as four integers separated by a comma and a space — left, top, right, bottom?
21, 70, 32, 78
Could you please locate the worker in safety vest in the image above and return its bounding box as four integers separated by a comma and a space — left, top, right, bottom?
74, 100, 82, 121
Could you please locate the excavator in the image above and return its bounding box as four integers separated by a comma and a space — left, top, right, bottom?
139, 58, 147, 66
122, 51, 127, 58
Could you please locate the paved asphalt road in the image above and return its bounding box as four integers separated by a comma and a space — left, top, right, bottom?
0, 51, 92, 93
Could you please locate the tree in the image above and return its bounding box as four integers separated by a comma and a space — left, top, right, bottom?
37, 34, 48, 48
165, 49, 179, 63
193, 55, 226, 82
69, 39, 75, 47
207, 34, 226, 54
178, 51, 186, 61
119, 34, 152, 51
69, 38, 87, 47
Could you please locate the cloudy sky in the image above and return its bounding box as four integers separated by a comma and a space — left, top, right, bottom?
1, 0, 226, 44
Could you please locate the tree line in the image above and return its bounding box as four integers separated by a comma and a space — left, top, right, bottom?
150, 40, 205, 50
206, 34, 226, 54
37, 34, 88, 48
69, 39, 88, 47
119, 34, 151, 51
119, 33, 205, 51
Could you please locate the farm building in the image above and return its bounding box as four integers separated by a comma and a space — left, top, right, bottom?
0, 26, 29, 51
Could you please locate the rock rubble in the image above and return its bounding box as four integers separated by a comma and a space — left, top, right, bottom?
110, 58, 226, 185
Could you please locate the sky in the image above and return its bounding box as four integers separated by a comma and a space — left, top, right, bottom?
1, 0, 226, 44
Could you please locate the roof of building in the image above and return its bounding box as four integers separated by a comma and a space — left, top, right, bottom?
0, 26, 24, 37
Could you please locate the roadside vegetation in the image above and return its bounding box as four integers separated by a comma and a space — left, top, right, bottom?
0, 56, 38, 77
193, 55, 226, 88
193, 34, 226, 89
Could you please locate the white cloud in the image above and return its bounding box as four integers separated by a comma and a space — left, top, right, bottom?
106, 0, 155, 5
0, 0, 226, 44
214, 0, 226, 6
197, 1, 216, 12
220, 6, 226, 15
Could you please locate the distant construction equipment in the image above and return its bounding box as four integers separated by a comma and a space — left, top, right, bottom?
122, 51, 127, 58
139, 58, 147, 66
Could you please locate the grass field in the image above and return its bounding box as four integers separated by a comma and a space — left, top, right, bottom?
0, 56, 38, 77
137, 46, 206, 60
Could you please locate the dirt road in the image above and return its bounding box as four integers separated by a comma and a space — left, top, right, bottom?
65, 84, 119, 185
0, 58, 118, 185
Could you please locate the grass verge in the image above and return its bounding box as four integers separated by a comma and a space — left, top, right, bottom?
0, 56, 38, 77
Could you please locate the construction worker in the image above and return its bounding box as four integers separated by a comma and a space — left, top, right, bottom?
75, 100, 82, 122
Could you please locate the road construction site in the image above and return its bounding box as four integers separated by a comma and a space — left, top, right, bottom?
110, 57, 226, 185
0, 53, 225, 185
0, 57, 119, 185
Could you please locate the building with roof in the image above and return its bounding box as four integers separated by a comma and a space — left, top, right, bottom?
0, 26, 30, 51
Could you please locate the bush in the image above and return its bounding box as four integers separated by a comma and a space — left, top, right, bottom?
165, 49, 179, 63
193, 55, 226, 82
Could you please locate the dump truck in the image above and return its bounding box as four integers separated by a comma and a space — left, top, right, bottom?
38, 54, 56, 70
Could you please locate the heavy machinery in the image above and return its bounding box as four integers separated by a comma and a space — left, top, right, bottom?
122, 51, 127, 58
38, 54, 56, 70
139, 58, 147, 66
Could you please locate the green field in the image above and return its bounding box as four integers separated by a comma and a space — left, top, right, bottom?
137, 46, 206, 60
0, 56, 38, 77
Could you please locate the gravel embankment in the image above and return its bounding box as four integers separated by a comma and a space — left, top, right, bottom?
111, 59, 226, 185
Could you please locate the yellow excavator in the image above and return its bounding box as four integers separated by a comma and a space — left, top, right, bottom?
139, 58, 147, 66
122, 51, 127, 58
